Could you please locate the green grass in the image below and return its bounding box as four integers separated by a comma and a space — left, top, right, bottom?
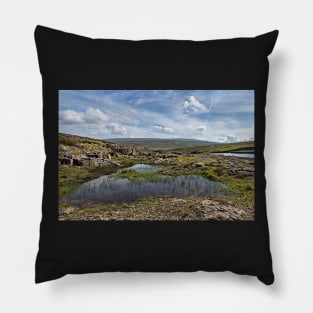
106, 138, 214, 150
59, 185, 80, 197
59, 133, 109, 157
59, 164, 119, 197
60, 159, 254, 206
158, 162, 254, 207
202, 171, 254, 206
176, 155, 197, 163
112, 170, 164, 182
59, 133, 109, 146
173, 141, 254, 153
58, 133, 254, 208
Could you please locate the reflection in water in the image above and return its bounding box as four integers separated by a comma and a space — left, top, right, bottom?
69, 175, 228, 204
118, 163, 161, 173
213, 153, 254, 158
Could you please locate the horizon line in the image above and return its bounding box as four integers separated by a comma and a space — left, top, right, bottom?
59, 132, 254, 143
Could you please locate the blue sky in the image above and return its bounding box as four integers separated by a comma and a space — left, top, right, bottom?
59, 90, 254, 143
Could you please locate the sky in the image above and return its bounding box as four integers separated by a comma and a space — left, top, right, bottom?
59, 90, 254, 143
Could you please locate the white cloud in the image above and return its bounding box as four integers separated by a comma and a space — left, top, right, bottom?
59, 108, 108, 125
59, 110, 83, 124
218, 135, 237, 143
106, 123, 128, 136
152, 125, 174, 133
196, 125, 207, 131
183, 96, 207, 113
84, 108, 109, 123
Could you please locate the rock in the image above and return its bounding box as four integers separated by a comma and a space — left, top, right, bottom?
90, 158, 98, 167
201, 199, 212, 206
237, 210, 247, 217
194, 162, 205, 168
172, 198, 187, 204
215, 212, 230, 220
73, 158, 83, 166
236, 171, 254, 177
59, 144, 67, 152
107, 160, 122, 167
63, 207, 75, 215
59, 157, 73, 165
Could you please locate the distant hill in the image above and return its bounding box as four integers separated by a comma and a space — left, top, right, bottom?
106, 138, 216, 150
172, 141, 255, 153
59, 133, 254, 154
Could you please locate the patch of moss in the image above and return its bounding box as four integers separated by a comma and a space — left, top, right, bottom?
112, 170, 164, 182
58, 164, 119, 197
173, 141, 254, 153
158, 163, 254, 207
176, 155, 197, 163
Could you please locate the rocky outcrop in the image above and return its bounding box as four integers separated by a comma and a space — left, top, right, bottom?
59, 142, 144, 167
59, 150, 123, 167
106, 143, 144, 157
227, 167, 254, 177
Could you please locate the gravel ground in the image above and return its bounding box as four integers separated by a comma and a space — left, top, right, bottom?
59, 196, 254, 221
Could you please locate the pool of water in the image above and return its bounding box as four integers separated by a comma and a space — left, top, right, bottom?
213, 153, 254, 158
69, 164, 228, 204
118, 163, 162, 173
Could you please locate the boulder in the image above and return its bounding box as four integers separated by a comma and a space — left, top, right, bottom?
194, 162, 205, 168
59, 144, 67, 152
73, 159, 83, 166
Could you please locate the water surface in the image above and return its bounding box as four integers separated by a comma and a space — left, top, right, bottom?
69, 164, 228, 204
118, 163, 161, 173
213, 152, 254, 158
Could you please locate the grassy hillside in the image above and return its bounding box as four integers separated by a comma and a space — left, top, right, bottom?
106, 138, 215, 150
59, 133, 110, 157
59, 133, 118, 196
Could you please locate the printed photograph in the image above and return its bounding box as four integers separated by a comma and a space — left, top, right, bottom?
58, 90, 255, 221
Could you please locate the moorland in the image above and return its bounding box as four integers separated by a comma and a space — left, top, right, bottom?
59, 133, 255, 221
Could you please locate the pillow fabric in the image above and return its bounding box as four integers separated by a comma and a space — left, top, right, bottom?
35, 25, 278, 284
